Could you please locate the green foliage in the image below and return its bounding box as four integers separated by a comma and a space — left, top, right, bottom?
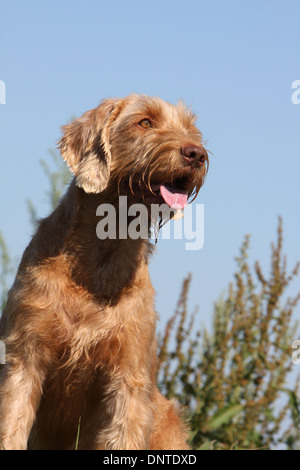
27, 148, 71, 226
0, 232, 13, 311
157, 218, 300, 449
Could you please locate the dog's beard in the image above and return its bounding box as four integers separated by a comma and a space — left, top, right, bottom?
110, 148, 208, 242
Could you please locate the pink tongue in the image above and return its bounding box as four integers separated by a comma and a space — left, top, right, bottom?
160, 185, 188, 209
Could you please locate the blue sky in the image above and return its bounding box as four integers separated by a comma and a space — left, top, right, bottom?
0, 0, 299, 336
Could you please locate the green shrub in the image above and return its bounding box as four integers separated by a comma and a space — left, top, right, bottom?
157, 219, 300, 450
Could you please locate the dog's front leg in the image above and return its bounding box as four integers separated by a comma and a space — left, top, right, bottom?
0, 347, 48, 450
94, 374, 154, 450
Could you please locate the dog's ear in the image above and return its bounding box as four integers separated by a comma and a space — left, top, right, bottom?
58, 98, 125, 193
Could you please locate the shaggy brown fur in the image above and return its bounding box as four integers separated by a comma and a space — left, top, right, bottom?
0, 94, 208, 450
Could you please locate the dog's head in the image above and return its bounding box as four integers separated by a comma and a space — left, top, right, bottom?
59, 94, 208, 209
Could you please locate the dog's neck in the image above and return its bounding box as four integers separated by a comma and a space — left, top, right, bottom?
62, 182, 154, 301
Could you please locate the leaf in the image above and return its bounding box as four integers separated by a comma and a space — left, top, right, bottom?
197, 440, 215, 450
281, 388, 300, 424
207, 404, 243, 431
75, 416, 81, 450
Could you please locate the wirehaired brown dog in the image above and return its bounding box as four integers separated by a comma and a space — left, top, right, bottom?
0, 94, 208, 449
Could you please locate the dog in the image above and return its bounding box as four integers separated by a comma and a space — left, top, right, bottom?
0, 94, 208, 449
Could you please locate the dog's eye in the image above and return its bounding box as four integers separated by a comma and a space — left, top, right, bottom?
139, 119, 152, 129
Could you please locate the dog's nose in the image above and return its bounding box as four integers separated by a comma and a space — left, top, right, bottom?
181, 145, 206, 166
